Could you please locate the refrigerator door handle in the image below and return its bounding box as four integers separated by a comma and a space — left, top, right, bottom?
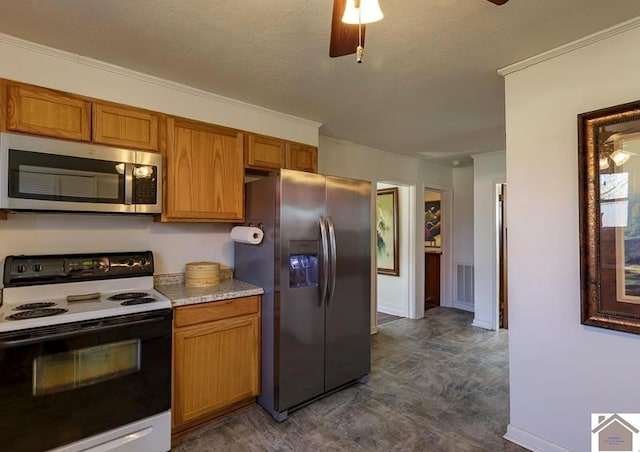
327, 216, 337, 305
319, 216, 329, 306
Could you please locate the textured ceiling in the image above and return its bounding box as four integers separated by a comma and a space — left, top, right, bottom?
0, 0, 640, 164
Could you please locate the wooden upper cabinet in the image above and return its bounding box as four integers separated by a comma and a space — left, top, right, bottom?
92, 102, 158, 151
163, 117, 244, 222
285, 142, 318, 173
6, 82, 91, 141
244, 133, 285, 170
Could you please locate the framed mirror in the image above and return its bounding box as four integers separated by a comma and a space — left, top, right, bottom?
579, 100, 640, 334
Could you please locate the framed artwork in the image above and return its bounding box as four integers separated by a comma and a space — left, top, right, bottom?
424, 200, 441, 247
376, 187, 399, 276
579, 99, 640, 335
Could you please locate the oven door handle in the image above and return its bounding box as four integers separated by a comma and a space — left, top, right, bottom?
0, 315, 168, 349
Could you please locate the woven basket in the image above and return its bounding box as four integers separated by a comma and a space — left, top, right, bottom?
185, 261, 220, 287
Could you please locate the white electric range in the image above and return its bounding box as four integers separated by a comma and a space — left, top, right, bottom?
0, 251, 172, 452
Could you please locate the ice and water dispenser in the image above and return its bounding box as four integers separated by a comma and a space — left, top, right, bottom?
288, 240, 319, 288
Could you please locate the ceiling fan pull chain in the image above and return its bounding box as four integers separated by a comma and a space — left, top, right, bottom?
357, 0, 364, 63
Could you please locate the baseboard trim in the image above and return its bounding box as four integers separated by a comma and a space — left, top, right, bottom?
471, 318, 494, 330
377, 304, 407, 317
504, 424, 570, 452
453, 301, 474, 312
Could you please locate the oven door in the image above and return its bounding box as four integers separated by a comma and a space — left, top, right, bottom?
0, 309, 171, 452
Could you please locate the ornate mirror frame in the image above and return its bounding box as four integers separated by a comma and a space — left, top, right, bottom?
579, 100, 640, 335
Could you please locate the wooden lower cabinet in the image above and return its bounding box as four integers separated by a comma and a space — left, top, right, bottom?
172, 296, 260, 431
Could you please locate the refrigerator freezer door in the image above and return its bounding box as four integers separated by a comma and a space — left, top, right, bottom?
324, 176, 372, 391
278, 169, 327, 411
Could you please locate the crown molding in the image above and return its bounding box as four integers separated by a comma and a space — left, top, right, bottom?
498, 16, 640, 76
0, 32, 322, 130
471, 150, 505, 159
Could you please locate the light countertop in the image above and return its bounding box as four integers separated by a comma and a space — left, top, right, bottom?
155, 279, 264, 307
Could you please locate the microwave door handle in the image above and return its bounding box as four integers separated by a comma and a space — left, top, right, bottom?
124, 163, 133, 205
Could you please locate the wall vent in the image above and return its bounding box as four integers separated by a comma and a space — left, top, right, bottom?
455, 263, 474, 305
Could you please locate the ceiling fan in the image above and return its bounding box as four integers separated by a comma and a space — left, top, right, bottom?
329, 0, 510, 62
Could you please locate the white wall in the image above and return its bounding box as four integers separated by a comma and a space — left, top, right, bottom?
0, 214, 233, 275
319, 136, 453, 328
377, 183, 411, 317
0, 34, 319, 276
471, 152, 505, 330
452, 167, 474, 266
503, 22, 640, 452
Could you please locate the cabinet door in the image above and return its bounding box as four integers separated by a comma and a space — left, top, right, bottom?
164, 117, 244, 221
245, 134, 285, 170
173, 315, 259, 427
92, 102, 158, 151
7, 82, 91, 141
285, 142, 318, 173
425, 253, 441, 305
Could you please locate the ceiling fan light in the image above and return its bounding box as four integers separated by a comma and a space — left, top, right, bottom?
611, 149, 631, 166
342, 0, 384, 24
599, 157, 610, 170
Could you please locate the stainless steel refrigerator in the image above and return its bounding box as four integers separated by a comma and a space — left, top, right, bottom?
235, 168, 371, 422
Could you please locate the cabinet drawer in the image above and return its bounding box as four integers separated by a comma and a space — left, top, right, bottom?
174, 296, 259, 328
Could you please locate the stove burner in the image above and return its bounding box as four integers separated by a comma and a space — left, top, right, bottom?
108, 292, 150, 301
121, 297, 157, 306
14, 302, 57, 310
6, 308, 68, 320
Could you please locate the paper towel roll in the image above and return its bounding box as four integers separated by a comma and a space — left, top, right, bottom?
231, 226, 264, 245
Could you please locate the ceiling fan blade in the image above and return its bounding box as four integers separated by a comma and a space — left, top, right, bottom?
486, 0, 509, 4
329, 0, 366, 57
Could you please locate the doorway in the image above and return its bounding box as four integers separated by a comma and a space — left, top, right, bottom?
424, 189, 442, 312
375, 182, 416, 324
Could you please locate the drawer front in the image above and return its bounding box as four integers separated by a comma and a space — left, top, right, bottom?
174, 295, 259, 328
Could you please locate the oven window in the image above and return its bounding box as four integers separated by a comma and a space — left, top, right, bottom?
32, 339, 140, 396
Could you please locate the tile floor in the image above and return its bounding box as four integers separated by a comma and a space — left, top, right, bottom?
173, 307, 527, 451
376, 311, 402, 325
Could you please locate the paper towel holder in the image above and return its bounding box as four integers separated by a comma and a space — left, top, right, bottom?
248, 222, 264, 231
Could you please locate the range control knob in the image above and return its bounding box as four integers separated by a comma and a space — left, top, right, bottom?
16, 264, 27, 273
139, 258, 147, 266
33, 264, 43, 272
127, 258, 135, 266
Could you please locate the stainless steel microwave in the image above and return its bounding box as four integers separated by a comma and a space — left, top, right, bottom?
0, 132, 162, 214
